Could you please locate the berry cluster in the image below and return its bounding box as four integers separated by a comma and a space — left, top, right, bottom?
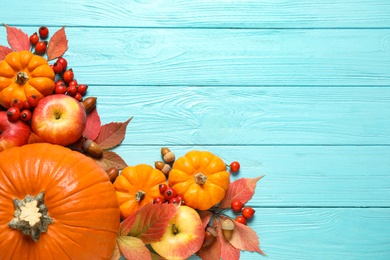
29, 26, 49, 55
6, 95, 39, 122
153, 184, 185, 205
231, 198, 255, 225
53, 68, 88, 102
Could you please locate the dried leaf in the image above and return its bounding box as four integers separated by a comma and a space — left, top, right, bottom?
93, 150, 128, 171
199, 210, 213, 229
196, 235, 221, 260
47, 27, 68, 60
27, 132, 45, 144
229, 219, 265, 255
0, 45, 13, 61
4, 24, 30, 51
117, 236, 152, 260
83, 107, 101, 140
120, 202, 178, 244
215, 218, 240, 260
219, 176, 263, 209
95, 117, 132, 149
110, 242, 122, 260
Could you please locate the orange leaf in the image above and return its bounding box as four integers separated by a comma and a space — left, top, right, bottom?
215, 218, 240, 260
219, 176, 263, 209
0, 45, 13, 61
117, 236, 152, 260
47, 27, 68, 60
196, 236, 221, 260
95, 117, 132, 149
3, 24, 30, 51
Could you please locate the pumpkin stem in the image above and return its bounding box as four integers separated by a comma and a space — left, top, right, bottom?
194, 172, 207, 185
15, 71, 29, 85
8, 191, 53, 242
135, 190, 146, 201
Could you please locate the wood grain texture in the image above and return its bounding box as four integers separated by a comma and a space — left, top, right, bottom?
3, 0, 390, 28
2, 27, 390, 86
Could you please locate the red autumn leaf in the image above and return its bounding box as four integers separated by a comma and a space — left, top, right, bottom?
0, 45, 13, 61
120, 202, 178, 244
221, 216, 265, 256
93, 150, 128, 171
4, 24, 30, 51
47, 27, 68, 60
199, 210, 213, 229
117, 236, 152, 260
196, 235, 221, 260
219, 176, 263, 209
94, 117, 132, 149
215, 218, 240, 260
83, 107, 101, 140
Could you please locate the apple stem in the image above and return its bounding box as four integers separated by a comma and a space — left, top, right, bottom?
15, 71, 29, 85
172, 224, 179, 234
194, 172, 207, 185
135, 190, 146, 201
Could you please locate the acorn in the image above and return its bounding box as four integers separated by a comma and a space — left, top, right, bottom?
81, 96, 97, 113
161, 147, 175, 164
155, 161, 171, 176
221, 219, 235, 240
82, 139, 103, 159
106, 167, 119, 182
202, 226, 218, 248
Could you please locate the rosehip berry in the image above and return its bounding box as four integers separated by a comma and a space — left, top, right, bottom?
164, 187, 177, 201
27, 95, 39, 107
242, 207, 255, 219
67, 85, 78, 96
35, 41, 47, 54
38, 26, 49, 39
169, 197, 180, 204
159, 183, 168, 194
20, 110, 32, 122
74, 92, 83, 102
29, 32, 39, 45
54, 84, 67, 95
235, 216, 247, 225
56, 57, 67, 71
68, 79, 78, 88
52, 62, 63, 74
230, 161, 240, 173
176, 195, 185, 205
153, 197, 164, 204
22, 99, 32, 110
55, 79, 65, 87
12, 99, 24, 110
7, 107, 20, 121
77, 84, 88, 95
231, 199, 243, 212
63, 68, 74, 84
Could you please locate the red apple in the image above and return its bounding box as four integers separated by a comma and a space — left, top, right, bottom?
0, 111, 31, 152
151, 205, 205, 259
31, 94, 86, 146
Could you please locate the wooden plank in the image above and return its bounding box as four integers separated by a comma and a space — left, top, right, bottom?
90, 86, 390, 145
2, 27, 388, 86
112, 145, 390, 207
2, 1, 390, 28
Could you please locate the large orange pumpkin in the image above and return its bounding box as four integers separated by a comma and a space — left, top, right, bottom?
114, 164, 166, 219
168, 150, 230, 210
0, 143, 120, 259
0, 50, 55, 108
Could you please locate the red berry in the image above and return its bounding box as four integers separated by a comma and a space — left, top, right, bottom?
54, 84, 67, 94
235, 216, 247, 225
56, 57, 67, 71
242, 207, 255, 219
52, 62, 63, 74
35, 41, 47, 54
231, 199, 243, 212
38, 26, 49, 39
63, 69, 74, 84
12, 99, 24, 110
55, 79, 65, 87
169, 197, 180, 204
67, 85, 78, 96
164, 187, 177, 201
22, 99, 32, 110
74, 92, 83, 102
20, 110, 32, 122
68, 80, 78, 88
77, 84, 88, 95
230, 161, 240, 173
153, 197, 164, 204
27, 95, 39, 107
176, 195, 185, 205
159, 183, 168, 194
7, 107, 20, 121
29, 32, 39, 45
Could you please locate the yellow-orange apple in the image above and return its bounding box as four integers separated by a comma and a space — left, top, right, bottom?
151, 205, 205, 260
31, 94, 86, 146
0, 111, 31, 152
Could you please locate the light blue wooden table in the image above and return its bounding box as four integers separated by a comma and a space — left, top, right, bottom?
2, 1, 390, 259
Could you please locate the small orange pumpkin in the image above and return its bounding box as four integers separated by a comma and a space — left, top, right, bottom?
0, 143, 120, 260
114, 164, 166, 219
0, 50, 55, 108
168, 150, 230, 210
